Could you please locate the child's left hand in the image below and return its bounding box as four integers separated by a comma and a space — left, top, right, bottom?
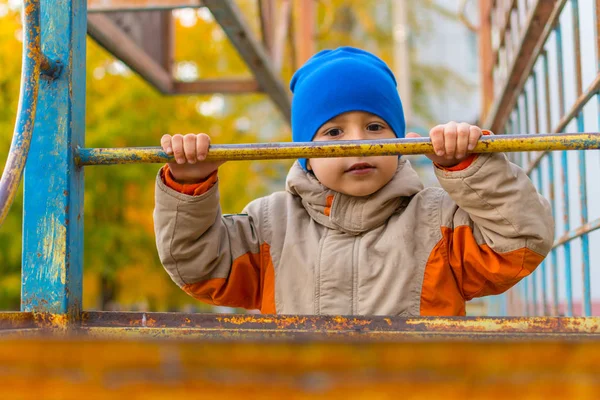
406, 122, 483, 167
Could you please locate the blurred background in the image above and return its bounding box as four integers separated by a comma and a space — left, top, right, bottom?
0, 0, 488, 313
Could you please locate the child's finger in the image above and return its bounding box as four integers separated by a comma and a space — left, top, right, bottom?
429, 125, 445, 156
468, 126, 482, 151
443, 122, 457, 159
456, 122, 471, 159
161, 134, 173, 154
183, 134, 198, 164
171, 134, 186, 164
196, 134, 210, 161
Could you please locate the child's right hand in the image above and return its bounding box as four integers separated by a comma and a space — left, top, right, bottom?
161, 133, 225, 183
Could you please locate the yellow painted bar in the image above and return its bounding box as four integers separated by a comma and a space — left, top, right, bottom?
1, 338, 600, 398
76, 132, 600, 165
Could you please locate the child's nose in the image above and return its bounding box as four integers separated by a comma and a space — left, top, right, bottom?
345, 127, 368, 140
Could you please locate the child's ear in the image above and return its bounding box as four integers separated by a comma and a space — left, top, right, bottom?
306, 160, 312, 171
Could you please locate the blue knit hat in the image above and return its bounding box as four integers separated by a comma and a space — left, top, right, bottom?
290, 46, 405, 170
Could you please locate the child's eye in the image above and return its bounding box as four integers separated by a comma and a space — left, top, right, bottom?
367, 123, 385, 131
325, 128, 343, 137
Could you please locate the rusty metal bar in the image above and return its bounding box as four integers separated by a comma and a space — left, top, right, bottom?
570, 0, 592, 317
272, 0, 292, 72
479, 0, 495, 120
535, 168, 549, 315
88, 0, 204, 12
75, 133, 600, 166
79, 312, 600, 336
87, 14, 174, 93
485, 0, 565, 133
1, 311, 599, 337
173, 80, 261, 94
259, 0, 275, 56
0, 0, 60, 226
292, 0, 316, 70
203, 0, 291, 121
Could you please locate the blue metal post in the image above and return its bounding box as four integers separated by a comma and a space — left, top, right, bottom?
535, 167, 548, 315
555, 24, 574, 316
576, 113, 591, 316
21, 0, 86, 318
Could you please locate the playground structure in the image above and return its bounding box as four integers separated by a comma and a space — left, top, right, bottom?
1, 0, 600, 396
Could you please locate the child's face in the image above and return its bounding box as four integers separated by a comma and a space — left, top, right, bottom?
307, 111, 398, 197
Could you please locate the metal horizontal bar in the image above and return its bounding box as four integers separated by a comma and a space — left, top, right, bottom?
76, 133, 600, 166
2, 311, 600, 337
173, 79, 260, 94
88, 0, 204, 12
553, 217, 600, 250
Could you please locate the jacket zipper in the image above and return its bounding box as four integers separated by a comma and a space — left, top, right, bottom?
351, 235, 360, 315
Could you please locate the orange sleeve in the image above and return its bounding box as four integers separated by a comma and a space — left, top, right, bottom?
420, 226, 544, 316
182, 243, 276, 314
161, 165, 218, 196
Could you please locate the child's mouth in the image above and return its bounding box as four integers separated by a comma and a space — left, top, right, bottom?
346, 162, 376, 175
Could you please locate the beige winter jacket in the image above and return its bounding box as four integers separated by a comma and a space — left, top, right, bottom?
154, 152, 554, 316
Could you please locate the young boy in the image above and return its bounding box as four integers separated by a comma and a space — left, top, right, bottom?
154, 47, 554, 316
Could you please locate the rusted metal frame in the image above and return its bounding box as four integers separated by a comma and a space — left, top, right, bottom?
87, 0, 204, 12
569, 0, 592, 317
0, 0, 61, 226
553, 217, 600, 252
553, 22, 575, 317
21, 0, 86, 318
532, 71, 549, 316
258, 0, 275, 57
522, 87, 531, 166
173, 80, 261, 94
87, 14, 174, 93
485, 0, 565, 133
78, 312, 600, 336
74, 133, 600, 166
202, 0, 291, 121
0, 312, 36, 330
272, 0, 292, 72
597, 0, 600, 71
493, 0, 518, 61
292, 0, 316, 70
534, 166, 548, 315
479, 0, 495, 121
541, 51, 560, 316
525, 73, 600, 174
